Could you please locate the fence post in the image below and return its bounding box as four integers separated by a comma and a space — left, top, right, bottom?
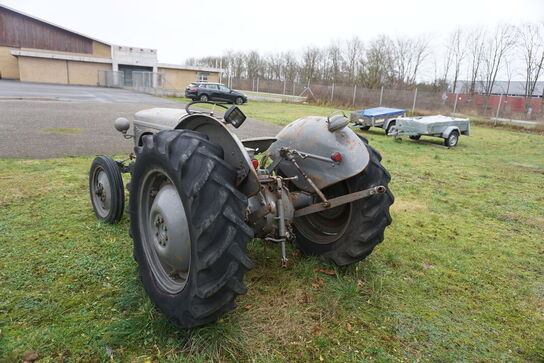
283, 79, 286, 95
495, 94, 503, 125
352, 84, 357, 107
379, 86, 384, 106
453, 93, 459, 114
412, 88, 418, 114
292, 81, 296, 96
256, 78, 259, 93
331, 83, 335, 103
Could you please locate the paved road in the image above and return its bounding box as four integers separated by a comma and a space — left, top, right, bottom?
0, 80, 175, 104
0, 81, 281, 158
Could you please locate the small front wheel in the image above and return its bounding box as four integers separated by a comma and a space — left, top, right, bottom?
89, 156, 125, 224
445, 131, 459, 147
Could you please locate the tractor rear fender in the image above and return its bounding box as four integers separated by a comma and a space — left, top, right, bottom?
441, 126, 460, 139
131, 108, 260, 196
267, 116, 370, 193
176, 114, 261, 196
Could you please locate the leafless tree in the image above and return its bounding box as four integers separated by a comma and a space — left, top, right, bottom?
326, 42, 344, 84
359, 35, 395, 88
393, 35, 430, 87
344, 36, 363, 84
300, 47, 321, 83
447, 28, 466, 94
518, 23, 544, 111
245, 51, 261, 79
480, 24, 516, 108
466, 27, 486, 95
283, 51, 299, 82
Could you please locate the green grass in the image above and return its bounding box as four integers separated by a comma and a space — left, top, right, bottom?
40, 128, 84, 134
1, 101, 543, 362
171, 97, 345, 126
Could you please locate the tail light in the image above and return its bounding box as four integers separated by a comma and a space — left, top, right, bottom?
331, 152, 342, 163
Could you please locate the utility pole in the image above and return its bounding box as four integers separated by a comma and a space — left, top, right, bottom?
412, 88, 418, 114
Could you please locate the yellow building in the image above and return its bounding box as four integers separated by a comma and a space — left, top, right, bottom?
0, 4, 220, 88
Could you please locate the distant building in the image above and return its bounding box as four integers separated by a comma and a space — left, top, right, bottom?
0, 4, 220, 89
454, 80, 544, 97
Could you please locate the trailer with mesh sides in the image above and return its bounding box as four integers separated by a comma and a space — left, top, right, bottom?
388, 115, 471, 147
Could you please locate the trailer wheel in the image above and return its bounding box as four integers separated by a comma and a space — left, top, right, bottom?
293, 137, 394, 266
445, 130, 459, 147
385, 121, 396, 135
89, 156, 124, 224
409, 135, 421, 140
130, 130, 254, 328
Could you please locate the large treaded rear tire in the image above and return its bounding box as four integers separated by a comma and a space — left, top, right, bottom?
293, 137, 394, 266
130, 130, 254, 328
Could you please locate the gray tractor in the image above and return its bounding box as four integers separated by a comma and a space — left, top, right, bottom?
89, 101, 394, 328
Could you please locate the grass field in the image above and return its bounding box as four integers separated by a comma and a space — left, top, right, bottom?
1, 101, 543, 362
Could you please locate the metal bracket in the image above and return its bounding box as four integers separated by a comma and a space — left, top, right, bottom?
294, 185, 386, 217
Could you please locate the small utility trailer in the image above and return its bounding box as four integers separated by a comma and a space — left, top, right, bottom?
350, 107, 406, 134
388, 115, 471, 147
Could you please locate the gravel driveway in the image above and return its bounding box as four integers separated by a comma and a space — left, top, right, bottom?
0, 81, 281, 158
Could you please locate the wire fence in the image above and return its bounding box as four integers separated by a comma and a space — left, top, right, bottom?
97, 70, 543, 122
225, 77, 544, 121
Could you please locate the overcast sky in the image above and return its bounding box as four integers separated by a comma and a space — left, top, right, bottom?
3, 0, 544, 80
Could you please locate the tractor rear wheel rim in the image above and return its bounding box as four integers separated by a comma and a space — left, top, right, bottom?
139, 169, 191, 294
295, 181, 352, 244
92, 169, 111, 218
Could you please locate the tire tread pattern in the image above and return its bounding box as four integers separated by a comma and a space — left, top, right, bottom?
131, 130, 253, 328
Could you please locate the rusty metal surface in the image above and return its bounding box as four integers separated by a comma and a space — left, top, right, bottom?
294, 186, 386, 217
267, 116, 370, 193
0, 6, 93, 53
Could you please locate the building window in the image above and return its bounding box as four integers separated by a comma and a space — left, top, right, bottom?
197, 72, 209, 82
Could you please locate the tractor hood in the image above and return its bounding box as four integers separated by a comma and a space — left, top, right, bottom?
267, 116, 370, 193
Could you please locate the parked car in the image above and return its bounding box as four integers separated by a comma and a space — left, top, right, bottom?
185, 82, 248, 104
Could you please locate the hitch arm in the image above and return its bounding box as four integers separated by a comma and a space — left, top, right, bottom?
294, 186, 386, 218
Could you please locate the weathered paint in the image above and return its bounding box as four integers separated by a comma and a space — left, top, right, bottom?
268, 116, 370, 192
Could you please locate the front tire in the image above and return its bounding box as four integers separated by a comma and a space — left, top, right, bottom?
234, 97, 244, 105
293, 138, 394, 266
89, 156, 124, 224
199, 94, 209, 102
130, 130, 254, 328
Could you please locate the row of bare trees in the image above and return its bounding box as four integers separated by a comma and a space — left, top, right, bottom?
186, 23, 544, 110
